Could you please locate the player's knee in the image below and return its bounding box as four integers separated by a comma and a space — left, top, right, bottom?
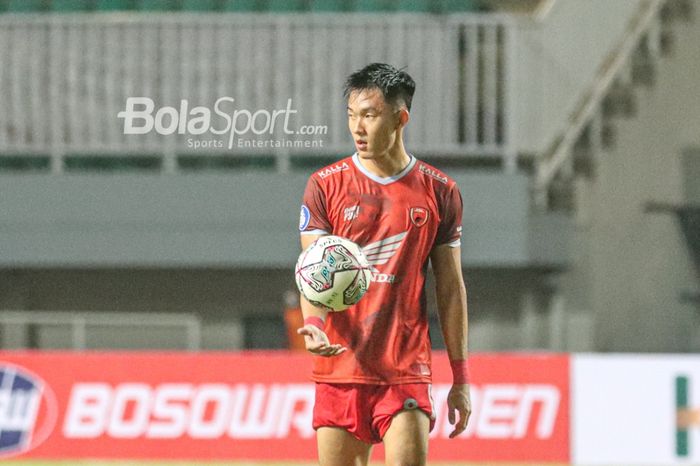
385, 439, 427, 466
384, 457, 426, 466
383, 409, 429, 466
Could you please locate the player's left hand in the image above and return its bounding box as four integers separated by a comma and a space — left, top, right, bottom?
447, 383, 472, 438
297, 324, 347, 357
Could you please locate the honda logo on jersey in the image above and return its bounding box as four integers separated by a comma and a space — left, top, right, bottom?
361, 232, 407, 284
410, 207, 429, 227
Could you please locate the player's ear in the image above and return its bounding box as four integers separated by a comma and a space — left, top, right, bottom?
397, 107, 409, 129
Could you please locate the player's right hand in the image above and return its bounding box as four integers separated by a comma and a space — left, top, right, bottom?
447, 383, 472, 438
297, 325, 347, 357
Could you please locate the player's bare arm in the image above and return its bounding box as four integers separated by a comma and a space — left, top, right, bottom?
431, 244, 472, 438
297, 233, 347, 357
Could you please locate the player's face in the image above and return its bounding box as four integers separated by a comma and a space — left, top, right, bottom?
347, 89, 402, 159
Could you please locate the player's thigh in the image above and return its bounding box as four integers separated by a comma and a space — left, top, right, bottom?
317, 426, 373, 466
382, 409, 430, 466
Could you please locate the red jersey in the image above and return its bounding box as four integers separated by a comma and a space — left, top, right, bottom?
299, 154, 463, 384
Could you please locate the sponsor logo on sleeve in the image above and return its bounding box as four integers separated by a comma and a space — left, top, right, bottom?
299, 205, 310, 231
418, 164, 448, 184
317, 162, 349, 179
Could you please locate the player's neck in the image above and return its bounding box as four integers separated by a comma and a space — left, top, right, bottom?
357, 142, 411, 179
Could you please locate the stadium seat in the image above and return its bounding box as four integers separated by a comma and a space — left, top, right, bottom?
0, 156, 51, 172
309, 0, 346, 12
136, 0, 178, 10
354, 0, 393, 12
51, 0, 95, 11
182, 0, 219, 10
441, 0, 481, 12
177, 155, 275, 171
8, 0, 47, 11
63, 155, 162, 172
96, 0, 133, 9
396, 0, 431, 12
266, 0, 305, 12
222, 0, 258, 11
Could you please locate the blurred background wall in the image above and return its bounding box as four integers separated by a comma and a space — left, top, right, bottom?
0, 0, 697, 353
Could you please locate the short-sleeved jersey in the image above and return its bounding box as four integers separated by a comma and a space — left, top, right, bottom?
299, 153, 463, 385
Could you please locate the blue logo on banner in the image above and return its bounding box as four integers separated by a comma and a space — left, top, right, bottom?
0, 365, 45, 457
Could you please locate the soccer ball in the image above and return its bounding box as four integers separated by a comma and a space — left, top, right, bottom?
295, 235, 372, 311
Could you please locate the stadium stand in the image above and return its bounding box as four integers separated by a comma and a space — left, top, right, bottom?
267, 0, 305, 11
182, 0, 218, 10
95, 0, 131, 9
7, 0, 48, 11
309, 0, 347, 12
352, 0, 391, 11
222, 0, 260, 11
51, 0, 94, 10
63, 154, 163, 172
137, 0, 176, 10
0, 155, 51, 171
0, 0, 487, 12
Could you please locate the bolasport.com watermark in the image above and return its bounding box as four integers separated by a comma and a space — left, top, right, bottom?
117, 97, 327, 150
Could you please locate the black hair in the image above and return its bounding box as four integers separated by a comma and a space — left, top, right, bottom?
343, 63, 416, 112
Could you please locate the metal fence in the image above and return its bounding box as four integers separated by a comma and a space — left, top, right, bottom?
0, 310, 201, 350
0, 13, 516, 173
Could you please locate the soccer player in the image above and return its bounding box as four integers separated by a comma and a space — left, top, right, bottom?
297, 63, 471, 466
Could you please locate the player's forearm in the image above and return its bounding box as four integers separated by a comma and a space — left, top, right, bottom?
299, 233, 330, 323
436, 281, 469, 362
299, 293, 329, 322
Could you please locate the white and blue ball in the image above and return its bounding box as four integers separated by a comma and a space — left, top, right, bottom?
295, 235, 372, 312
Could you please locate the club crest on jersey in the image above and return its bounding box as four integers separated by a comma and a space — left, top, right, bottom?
410, 207, 429, 227
317, 162, 349, 179
0, 364, 57, 458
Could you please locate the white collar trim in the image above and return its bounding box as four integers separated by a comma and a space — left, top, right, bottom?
351, 153, 416, 185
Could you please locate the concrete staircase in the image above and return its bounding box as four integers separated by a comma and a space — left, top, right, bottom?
553, 0, 700, 352
543, 0, 695, 211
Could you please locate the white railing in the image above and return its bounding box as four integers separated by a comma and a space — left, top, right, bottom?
0, 13, 516, 173
532, 0, 665, 205
513, 0, 648, 155
0, 311, 201, 350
